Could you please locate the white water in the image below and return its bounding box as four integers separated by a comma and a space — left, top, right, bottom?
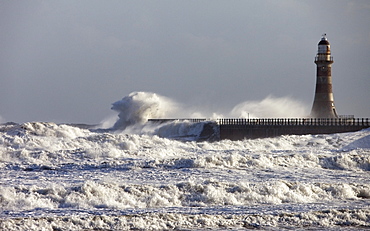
111, 92, 179, 130
231, 95, 308, 118
0, 92, 369, 230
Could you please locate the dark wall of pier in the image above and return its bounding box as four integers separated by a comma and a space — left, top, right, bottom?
219, 118, 370, 140
147, 118, 370, 141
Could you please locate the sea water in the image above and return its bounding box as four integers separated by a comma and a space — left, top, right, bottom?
0, 92, 369, 230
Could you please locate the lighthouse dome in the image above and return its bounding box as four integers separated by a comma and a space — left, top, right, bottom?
316, 34, 332, 59
318, 39, 330, 45
318, 34, 330, 45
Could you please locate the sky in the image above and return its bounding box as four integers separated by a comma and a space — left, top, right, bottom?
1, 0, 369, 124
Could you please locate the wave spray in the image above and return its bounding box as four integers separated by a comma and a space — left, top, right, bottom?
111, 92, 178, 130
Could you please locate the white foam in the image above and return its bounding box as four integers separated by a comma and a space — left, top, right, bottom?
107, 92, 310, 136
152, 120, 207, 141
1, 121, 369, 170
1, 179, 369, 215
1, 208, 370, 230
1, 114, 370, 230
230, 95, 308, 118
342, 129, 370, 150
111, 92, 178, 130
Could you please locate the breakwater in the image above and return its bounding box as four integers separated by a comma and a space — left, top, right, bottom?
218, 118, 370, 140
148, 118, 370, 141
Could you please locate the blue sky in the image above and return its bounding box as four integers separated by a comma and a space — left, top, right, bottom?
1, 0, 369, 123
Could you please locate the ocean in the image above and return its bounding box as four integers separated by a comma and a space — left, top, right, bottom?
0, 120, 369, 230
0, 92, 369, 230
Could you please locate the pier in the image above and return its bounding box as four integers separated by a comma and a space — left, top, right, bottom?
218, 118, 370, 140
148, 118, 370, 141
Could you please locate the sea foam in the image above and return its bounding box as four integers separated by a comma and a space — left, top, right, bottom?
0, 92, 369, 230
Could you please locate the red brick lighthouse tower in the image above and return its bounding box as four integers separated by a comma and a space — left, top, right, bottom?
310, 34, 338, 118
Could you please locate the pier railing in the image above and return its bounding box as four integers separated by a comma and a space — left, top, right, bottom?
148, 118, 207, 123
216, 118, 370, 126
149, 118, 370, 126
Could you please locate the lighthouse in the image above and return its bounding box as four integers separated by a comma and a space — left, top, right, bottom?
310, 34, 338, 118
